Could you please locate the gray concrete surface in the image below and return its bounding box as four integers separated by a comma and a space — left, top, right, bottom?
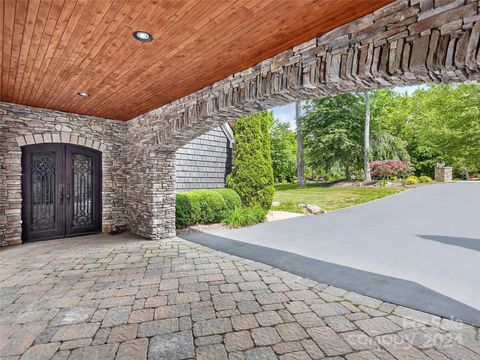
182, 182, 480, 325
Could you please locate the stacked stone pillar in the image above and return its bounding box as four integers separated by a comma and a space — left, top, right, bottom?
126, 149, 176, 240
435, 165, 454, 182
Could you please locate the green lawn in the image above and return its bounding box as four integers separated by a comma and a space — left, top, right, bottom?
273, 183, 405, 213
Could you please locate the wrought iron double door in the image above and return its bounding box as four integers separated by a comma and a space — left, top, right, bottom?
22, 144, 101, 241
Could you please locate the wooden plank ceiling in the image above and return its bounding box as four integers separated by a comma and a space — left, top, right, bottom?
1, 0, 392, 121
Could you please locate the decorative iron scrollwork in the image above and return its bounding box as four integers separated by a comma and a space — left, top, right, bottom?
31, 152, 56, 232
72, 154, 93, 227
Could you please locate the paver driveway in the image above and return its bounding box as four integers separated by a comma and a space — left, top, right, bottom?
183, 182, 480, 325
1, 233, 479, 359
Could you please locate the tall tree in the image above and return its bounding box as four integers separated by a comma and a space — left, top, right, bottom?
368, 89, 410, 163
270, 120, 297, 182
364, 91, 372, 181
372, 84, 480, 177
302, 93, 365, 180
295, 101, 305, 187
407, 83, 480, 177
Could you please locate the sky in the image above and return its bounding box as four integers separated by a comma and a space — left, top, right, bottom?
270, 84, 427, 130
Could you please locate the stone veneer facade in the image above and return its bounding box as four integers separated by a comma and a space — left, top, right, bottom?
1, 0, 480, 245
0, 102, 128, 245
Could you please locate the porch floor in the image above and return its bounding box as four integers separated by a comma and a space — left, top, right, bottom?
1, 233, 478, 359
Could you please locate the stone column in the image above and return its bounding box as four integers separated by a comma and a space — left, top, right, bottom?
127, 149, 176, 240
0, 131, 23, 246
435, 165, 453, 182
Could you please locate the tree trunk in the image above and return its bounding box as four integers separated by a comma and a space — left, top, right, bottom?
345, 165, 351, 181
364, 91, 372, 182
295, 102, 305, 188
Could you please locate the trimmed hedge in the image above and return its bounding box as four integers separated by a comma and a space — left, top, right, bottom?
214, 188, 242, 211
176, 188, 241, 229
176, 192, 199, 228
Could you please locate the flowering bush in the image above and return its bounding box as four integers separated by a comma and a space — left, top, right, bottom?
370, 160, 412, 179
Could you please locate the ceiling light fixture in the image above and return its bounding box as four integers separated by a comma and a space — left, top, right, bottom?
78, 92, 89, 97
133, 31, 153, 42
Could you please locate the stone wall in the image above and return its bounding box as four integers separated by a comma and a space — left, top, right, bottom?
132, 0, 480, 152
0, 102, 128, 245
175, 126, 232, 191
0, 100, 176, 245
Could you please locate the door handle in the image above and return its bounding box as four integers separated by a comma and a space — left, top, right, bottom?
66, 183, 71, 204
59, 185, 64, 205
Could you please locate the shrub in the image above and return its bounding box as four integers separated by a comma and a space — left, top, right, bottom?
224, 207, 267, 228
176, 188, 241, 228
227, 111, 274, 210
215, 188, 242, 211
390, 176, 398, 181
378, 178, 388, 187
370, 160, 412, 179
419, 175, 432, 183
405, 175, 419, 185
195, 190, 227, 224
176, 192, 201, 228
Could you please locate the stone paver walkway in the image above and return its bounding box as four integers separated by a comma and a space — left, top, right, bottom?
1, 233, 479, 360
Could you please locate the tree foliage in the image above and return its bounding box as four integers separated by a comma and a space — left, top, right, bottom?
227, 111, 274, 210
374, 83, 480, 177
301, 83, 479, 180
270, 120, 297, 182
302, 93, 365, 180
407, 83, 480, 176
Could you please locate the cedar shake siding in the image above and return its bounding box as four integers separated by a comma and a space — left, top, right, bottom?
175, 126, 232, 191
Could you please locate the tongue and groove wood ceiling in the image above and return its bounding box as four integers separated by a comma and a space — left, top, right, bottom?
1, 0, 392, 121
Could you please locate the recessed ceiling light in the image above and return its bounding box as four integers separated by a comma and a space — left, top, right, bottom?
133, 31, 153, 42
78, 92, 89, 97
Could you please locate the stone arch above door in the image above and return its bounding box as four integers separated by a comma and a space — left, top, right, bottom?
15, 132, 107, 153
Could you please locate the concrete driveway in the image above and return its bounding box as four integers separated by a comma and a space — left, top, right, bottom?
182, 182, 480, 325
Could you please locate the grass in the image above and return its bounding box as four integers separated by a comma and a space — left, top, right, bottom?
273, 183, 405, 213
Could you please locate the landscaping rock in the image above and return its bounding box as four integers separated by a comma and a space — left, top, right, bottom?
307, 204, 326, 215
272, 201, 281, 207
297, 204, 326, 215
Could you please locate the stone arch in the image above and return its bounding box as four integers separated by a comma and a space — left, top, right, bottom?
15, 132, 107, 153
134, 0, 480, 152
